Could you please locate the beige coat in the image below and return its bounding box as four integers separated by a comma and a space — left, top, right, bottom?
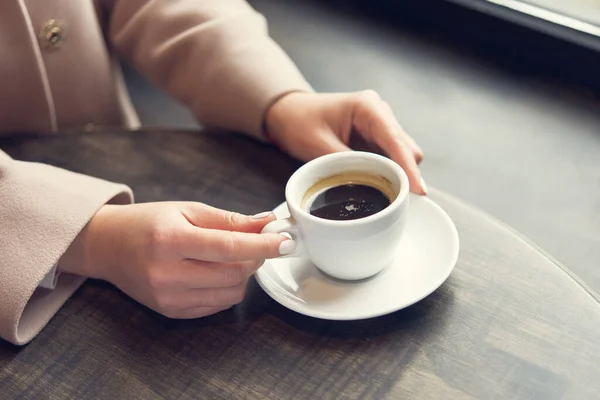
0, 0, 312, 345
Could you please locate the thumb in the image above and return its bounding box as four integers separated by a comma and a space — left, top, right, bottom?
180, 203, 277, 233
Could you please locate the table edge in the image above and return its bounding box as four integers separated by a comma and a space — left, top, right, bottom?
431, 188, 600, 306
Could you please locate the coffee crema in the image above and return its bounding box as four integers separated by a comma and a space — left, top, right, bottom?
302, 172, 396, 221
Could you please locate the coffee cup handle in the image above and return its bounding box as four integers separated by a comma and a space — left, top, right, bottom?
261, 218, 306, 258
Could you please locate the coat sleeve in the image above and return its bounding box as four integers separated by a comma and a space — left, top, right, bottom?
0, 150, 133, 345
102, 0, 314, 139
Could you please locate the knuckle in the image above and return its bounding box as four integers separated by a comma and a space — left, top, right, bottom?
148, 225, 175, 253
414, 149, 425, 162
223, 265, 247, 287
268, 237, 283, 258
225, 211, 242, 229
358, 111, 378, 137
356, 89, 380, 106
358, 89, 380, 100
223, 234, 238, 260
146, 266, 169, 289
260, 236, 274, 255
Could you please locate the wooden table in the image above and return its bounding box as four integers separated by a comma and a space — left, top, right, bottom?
1, 129, 599, 399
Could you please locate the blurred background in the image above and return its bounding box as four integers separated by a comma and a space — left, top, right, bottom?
122, 0, 600, 292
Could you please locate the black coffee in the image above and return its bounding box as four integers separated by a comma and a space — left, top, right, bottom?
309, 184, 391, 221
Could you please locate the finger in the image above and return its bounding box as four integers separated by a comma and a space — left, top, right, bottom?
352, 92, 426, 194
394, 125, 424, 164
371, 101, 425, 167
407, 137, 424, 164
371, 128, 424, 194
182, 283, 248, 308
164, 305, 232, 319
180, 203, 276, 233
377, 99, 425, 164
149, 260, 263, 290
198, 259, 266, 278
180, 305, 232, 319
386, 139, 426, 195
177, 228, 292, 262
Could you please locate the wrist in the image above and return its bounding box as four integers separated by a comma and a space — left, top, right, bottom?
58, 205, 121, 281
264, 91, 309, 147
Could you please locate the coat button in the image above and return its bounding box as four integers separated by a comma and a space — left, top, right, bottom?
39, 19, 65, 50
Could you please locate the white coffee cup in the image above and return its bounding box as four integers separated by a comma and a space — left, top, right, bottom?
262, 151, 410, 280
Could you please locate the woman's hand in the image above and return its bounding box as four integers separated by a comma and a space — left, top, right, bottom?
266, 91, 427, 195
59, 203, 291, 318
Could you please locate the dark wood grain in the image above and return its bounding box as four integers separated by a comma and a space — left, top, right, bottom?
0, 129, 599, 399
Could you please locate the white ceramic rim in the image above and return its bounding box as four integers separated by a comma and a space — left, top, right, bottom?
285, 151, 410, 227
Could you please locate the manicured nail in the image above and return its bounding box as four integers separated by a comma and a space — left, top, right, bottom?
279, 239, 296, 255
420, 177, 428, 195
252, 211, 273, 219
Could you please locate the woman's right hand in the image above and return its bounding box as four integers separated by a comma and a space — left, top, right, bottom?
58, 202, 292, 318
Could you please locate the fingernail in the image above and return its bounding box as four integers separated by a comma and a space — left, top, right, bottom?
252, 211, 273, 219
420, 177, 428, 195
279, 239, 296, 255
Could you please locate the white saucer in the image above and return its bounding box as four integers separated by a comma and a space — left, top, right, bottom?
255, 193, 460, 320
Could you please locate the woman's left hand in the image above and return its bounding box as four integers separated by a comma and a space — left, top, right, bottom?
265, 91, 427, 195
